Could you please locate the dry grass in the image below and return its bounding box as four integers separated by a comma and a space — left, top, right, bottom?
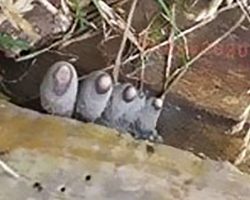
232, 100, 250, 165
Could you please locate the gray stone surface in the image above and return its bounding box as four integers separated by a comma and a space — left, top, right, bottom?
0, 101, 250, 199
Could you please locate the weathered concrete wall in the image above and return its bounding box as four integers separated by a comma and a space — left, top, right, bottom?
0, 100, 250, 200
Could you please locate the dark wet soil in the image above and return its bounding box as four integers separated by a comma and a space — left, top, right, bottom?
159, 93, 243, 161
0, 0, 250, 172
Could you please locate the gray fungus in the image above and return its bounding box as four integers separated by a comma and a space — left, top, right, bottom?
40, 61, 163, 142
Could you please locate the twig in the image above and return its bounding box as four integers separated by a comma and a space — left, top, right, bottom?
234, 126, 250, 165
16, 31, 99, 62
0, 159, 20, 179
61, 0, 70, 16
231, 90, 250, 165
92, 0, 142, 51
236, 0, 250, 23
138, 14, 159, 39
139, 52, 146, 90
230, 104, 250, 135
15, 38, 66, 62
162, 4, 175, 97
137, 15, 159, 90
159, 1, 190, 63
38, 0, 58, 15
113, 0, 138, 82
59, 30, 100, 48
48, 50, 79, 61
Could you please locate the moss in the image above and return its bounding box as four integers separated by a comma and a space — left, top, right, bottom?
0, 33, 29, 52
